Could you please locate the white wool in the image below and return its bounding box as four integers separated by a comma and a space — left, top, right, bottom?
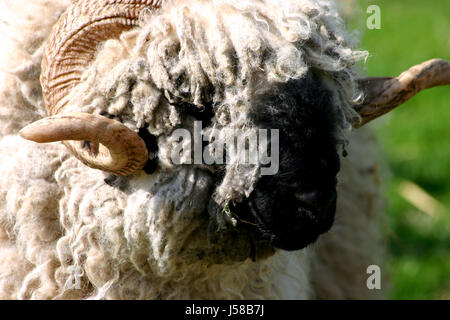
0, 0, 385, 299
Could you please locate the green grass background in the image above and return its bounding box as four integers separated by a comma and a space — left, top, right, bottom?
349, 0, 450, 299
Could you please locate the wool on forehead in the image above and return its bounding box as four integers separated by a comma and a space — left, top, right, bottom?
70, 0, 367, 122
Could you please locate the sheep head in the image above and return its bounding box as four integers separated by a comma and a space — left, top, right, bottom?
18, 0, 450, 256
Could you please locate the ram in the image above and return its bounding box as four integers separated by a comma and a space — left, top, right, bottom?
0, 0, 448, 299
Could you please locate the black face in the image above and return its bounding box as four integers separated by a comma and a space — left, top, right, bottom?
138, 70, 341, 252
231, 72, 341, 250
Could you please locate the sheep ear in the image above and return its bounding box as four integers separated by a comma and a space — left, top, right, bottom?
354, 59, 450, 128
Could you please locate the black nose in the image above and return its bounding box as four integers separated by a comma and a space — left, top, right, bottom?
295, 188, 336, 215
253, 187, 337, 251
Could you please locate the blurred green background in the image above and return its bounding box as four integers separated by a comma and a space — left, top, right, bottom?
347, 0, 450, 299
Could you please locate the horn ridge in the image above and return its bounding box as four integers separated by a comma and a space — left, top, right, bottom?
42, 0, 162, 115
32, 0, 162, 175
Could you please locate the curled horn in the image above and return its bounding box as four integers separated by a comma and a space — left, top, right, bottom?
20, 112, 148, 176
20, 0, 162, 176
355, 59, 450, 127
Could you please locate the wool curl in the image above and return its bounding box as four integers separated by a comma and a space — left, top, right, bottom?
0, 0, 386, 299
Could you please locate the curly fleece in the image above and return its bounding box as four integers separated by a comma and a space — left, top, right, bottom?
0, 0, 386, 299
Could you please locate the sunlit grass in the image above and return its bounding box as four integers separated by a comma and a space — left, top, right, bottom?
353, 0, 450, 299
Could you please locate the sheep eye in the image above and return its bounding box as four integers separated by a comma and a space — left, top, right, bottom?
138, 127, 159, 174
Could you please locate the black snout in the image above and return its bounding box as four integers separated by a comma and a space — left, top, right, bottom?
273, 188, 337, 250
248, 184, 338, 251
209, 74, 343, 252
295, 188, 336, 216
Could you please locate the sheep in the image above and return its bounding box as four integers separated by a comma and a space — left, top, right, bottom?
0, 0, 448, 300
